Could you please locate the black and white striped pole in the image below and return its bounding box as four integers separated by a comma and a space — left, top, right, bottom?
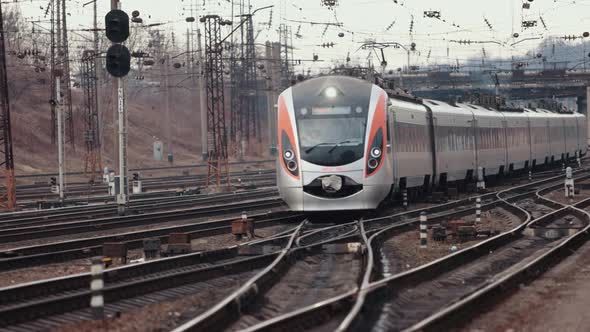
565, 166, 574, 204
475, 197, 481, 224
90, 257, 105, 319
420, 212, 427, 248
476, 166, 485, 191
403, 189, 408, 210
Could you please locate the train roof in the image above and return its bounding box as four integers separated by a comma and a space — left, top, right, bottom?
388, 94, 582, 117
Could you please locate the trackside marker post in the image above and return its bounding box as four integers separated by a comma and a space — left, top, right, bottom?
403, 189, 408, 210
420, 212, 427, 248
90, 257, 105, 319
565, 167, 574, 204
475, 197, 481, 224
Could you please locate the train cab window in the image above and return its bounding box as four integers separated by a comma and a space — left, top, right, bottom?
296, 106, 368, 166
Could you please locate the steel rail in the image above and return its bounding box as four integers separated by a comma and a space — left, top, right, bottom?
171, 220, 307, 332
404, 197, 590, 332
0, 193, 281, 242
0, 211, 300, 272
341, 172, 586, 331
184, 169, 588, 332
233, 168, 590, 332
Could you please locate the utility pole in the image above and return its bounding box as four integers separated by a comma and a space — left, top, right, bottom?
93, 1, 102, 174
56, 75, 65, 201
106, 0, 129, 215
164, 54, 173, 163
265, 41, 276, 156
61, 0, 75, 149
197, 28, 207, 161
202, 15, 230, 189
49, 0, 57, 144
0, 1, 17, 210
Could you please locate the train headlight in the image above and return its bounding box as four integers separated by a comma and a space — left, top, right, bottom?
368, 158, 379, 169
371, 147, 382, 158
324, 86, 338, 98
366, 128, 384, 176
287, 160, 298, 172
284, 149, 294, 160
281, 130, 299, 178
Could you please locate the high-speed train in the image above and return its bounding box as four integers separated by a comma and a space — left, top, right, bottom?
276, 75, 587, 211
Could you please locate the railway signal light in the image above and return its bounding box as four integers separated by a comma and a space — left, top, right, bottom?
106, 44, 131, 78
105, 10, 130, 43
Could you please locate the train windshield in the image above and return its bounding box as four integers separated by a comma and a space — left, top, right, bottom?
297, 110, 367, 166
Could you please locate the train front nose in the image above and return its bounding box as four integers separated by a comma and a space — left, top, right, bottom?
302, 169, 363, 199
297, 162, 389, 211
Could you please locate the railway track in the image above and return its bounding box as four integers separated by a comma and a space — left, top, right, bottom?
172, 216, 365, 332
0, 190, 280, 242
345, 171, 589, 331
401, 194, 590, 331
0, 165, 586, 331
187, 168, 590, 332
0, 189, 277, 226
0, 220, 302, 330
0, 209, 296, 272
15, 170, 276, 203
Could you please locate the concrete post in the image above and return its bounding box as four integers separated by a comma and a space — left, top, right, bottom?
403, 189, 408, 210
90, 257, 105, 319
565, 166, 574, 204
475, 197, 481, 224
420, 212, 427, 248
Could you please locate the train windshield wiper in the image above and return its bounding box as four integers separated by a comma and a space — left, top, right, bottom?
305, 142, 335, 153
328, 140, 354, 153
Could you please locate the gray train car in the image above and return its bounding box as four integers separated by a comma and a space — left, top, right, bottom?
389, 97, 587, 192
277, 76, 587, 212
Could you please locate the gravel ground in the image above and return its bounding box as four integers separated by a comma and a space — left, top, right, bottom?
0, 258, 92, 288
0, 224, 291, 288
226, 252, 361, 331
463, 239, 590, 332
380, 207, 520, 276
544, 186, 590, 205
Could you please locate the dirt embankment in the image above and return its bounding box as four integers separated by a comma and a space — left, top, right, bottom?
7, 56, 205, 175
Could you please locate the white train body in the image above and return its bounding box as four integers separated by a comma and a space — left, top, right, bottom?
277, 76, 587, 212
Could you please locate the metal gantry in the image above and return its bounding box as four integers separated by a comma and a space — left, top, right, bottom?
202, 15, 230, 189
81, 50, 102, 181
0, 2, 16, 210
242, 13, 260, 155
49, 0, 75, 148
61, 0, 75, 149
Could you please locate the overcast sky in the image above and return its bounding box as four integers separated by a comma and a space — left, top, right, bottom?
10, 0, 590, 73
